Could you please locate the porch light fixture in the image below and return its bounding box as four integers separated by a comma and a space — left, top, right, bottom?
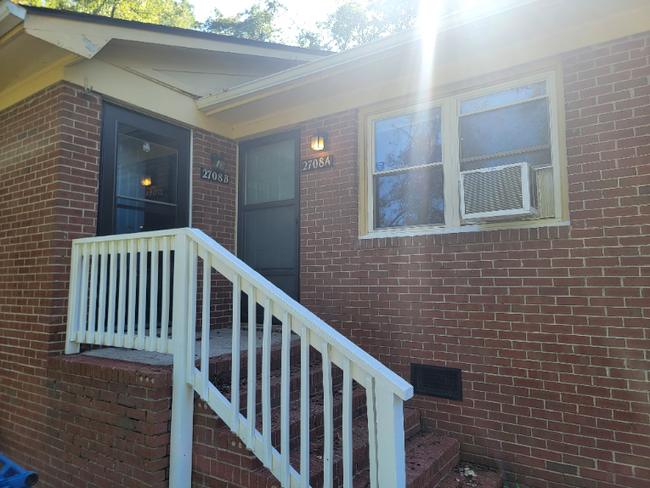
140, 175, 152, 187
311, 132, 328, 151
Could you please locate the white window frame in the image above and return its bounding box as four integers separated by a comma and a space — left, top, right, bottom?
365, 71, 564, 238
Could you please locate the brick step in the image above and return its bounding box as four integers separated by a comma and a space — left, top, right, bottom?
436, 462, 503, 488
245, 415, 457, 488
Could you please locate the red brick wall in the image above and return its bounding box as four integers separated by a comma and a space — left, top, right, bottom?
0, 81, 101, 480
191, 130, 237, 252
46, 356, 172, 488
298, 33, 650, 488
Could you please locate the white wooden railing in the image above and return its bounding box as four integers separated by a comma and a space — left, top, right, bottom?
65, 228, 413, 488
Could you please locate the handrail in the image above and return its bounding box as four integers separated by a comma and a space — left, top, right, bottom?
65, 228, 413, 488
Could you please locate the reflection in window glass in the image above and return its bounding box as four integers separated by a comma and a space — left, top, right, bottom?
460, 98, 550, 160
375, 165, 444, 228
460, 82, 546, 114
116, 124, 178, 205
460, 148, 552, 172
375, 107, 442, 173
245, 139, 295, 205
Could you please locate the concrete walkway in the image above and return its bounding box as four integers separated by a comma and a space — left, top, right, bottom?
82, 328, 284, 365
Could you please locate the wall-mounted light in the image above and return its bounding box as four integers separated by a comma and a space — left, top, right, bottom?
311, 132, 328, 151
140, 175, 152, 187
210, 153, 226, 171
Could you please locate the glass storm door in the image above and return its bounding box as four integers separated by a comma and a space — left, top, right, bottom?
98, 104, 190, 236
238, 131, 300, 301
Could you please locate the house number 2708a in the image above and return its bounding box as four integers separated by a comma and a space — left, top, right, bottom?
301, 155, 334, 172
201, 168, 230, 184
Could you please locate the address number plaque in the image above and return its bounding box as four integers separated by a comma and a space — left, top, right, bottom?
301, 154, 334, 172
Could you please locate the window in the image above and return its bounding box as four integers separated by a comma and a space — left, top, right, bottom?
366, 72, 562, 236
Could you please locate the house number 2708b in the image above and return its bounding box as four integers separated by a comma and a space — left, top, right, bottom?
201, 168, 230, 184
301, 155, 334, 172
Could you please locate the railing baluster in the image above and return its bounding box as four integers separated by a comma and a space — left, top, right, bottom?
78, 243, 90, 342
96, 241, 108, 342
246, 283, 256, 449
300, 325, 310, 488
280, 311, 291, 487
148, 237, 159, 351
106, 240, 117, 347
137, 238, 147, 350
322, 341, 333, 488
343, 358, 352, 488
116, 240, 127, 348
365, 375, 378, 488
64, 242, 82, 354
126, 239, 137, 347
231, 275, 242, 431
159, 236, 171, 350
87, 242, 99, 344
186, 241, 198, 385
201, 248, 210, 400
262, 296, 272, 468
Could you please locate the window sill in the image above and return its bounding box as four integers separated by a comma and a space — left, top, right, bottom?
360, 218, 570, 240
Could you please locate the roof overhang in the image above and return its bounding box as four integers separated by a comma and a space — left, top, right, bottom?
195, 0, 650, 139
0, 1, 329, 131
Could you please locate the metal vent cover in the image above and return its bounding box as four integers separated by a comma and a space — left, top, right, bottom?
460, 162, 538, 222
411, 364, 463, 401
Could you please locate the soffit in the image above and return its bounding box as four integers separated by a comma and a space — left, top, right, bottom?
95, 40, 313, 98
0, 29, 74, 94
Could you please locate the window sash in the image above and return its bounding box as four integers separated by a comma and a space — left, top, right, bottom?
367, 71, 561, 235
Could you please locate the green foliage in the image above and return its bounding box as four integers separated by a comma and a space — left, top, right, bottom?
202, 1, 285, 43
301, 0, 471, 52
19, 0, 199, 29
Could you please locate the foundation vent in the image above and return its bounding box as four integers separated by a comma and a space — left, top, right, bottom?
411, 364, 463, 401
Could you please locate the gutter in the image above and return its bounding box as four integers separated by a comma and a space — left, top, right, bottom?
195, 0, 542, 115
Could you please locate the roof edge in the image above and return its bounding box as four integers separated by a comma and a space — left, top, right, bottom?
0, 1, 26, 38
195, 0, 541, 114
19, 3, 330, 57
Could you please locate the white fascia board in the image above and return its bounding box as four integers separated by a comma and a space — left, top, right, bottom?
23, 12, 326, 62
0, 0, 26, 38
195, 0, 541, 114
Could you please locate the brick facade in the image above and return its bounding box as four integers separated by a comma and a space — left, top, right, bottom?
297, 33, 650, 488
0, 81, 102, 481
0, 29, 648, 488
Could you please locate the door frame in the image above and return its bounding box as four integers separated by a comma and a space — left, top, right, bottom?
237, 130, 301, 301
97, 103, 191, 236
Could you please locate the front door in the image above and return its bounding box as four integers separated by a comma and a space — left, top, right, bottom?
97, 104, 190, 236
238, 131, 300, 301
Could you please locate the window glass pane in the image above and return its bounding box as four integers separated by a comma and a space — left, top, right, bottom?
375, 107, 442, 173
375, 165, 444, 228
460, 98, 549, 159
460, 82, 546, 114
243, 206, 295, 269
116, 124, 178, 205
115, 198, 176, 234
460, 148, 552, 172
245, 139, 295, 205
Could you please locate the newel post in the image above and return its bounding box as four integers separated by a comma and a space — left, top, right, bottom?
374, 384, 406, 488
169, 233, 194, 487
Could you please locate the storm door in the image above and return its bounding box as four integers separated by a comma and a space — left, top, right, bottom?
98, 104, 190, 236
96, 104, 190, 334
238, 131, 300, 302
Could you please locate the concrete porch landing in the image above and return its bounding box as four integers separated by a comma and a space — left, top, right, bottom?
81, 327, 284, 365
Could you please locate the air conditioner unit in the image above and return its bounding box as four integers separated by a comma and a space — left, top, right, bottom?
460, 162, 538, 222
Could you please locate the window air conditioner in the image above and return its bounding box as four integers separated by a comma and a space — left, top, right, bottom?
460, 162, 538, 222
